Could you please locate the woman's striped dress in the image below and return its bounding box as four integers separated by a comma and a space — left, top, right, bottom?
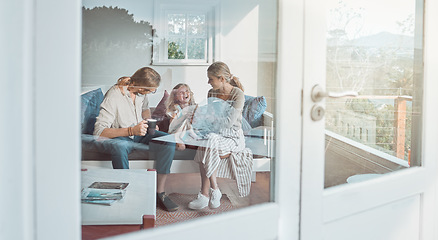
194, 87, 253, 197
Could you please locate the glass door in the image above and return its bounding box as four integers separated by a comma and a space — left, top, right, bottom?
301, 0, 438, 239
79, 0, 286, 239
324, 0, 422, 188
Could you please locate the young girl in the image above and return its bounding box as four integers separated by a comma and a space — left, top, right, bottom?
188, 61, 253, 210
165, 83, 196, 123
166, 83, 197, 150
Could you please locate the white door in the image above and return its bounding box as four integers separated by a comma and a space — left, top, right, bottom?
19, 0, 437, 239
301, 0, 438, 239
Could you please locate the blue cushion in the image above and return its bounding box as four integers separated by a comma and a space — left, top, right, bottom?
81, 88, 104, 134
242, 95, 267, 128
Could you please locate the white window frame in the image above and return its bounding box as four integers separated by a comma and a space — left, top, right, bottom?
152, 0, 219, 65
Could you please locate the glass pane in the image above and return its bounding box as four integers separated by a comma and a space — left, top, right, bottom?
324, 0, 423, 188
168, 13, 186, 36
187, 38, 205, 59
81, 0, 277, 236
168, 37, 186, 59
188, 14, 206, 36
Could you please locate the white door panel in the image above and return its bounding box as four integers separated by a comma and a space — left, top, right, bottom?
323, 167, 428, 222
324, 195, 420, 240
301, 0, 437, 239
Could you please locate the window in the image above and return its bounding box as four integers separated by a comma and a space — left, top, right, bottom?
153, 0, 219, 65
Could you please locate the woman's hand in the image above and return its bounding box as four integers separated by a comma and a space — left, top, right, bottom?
133, 120, 148, 136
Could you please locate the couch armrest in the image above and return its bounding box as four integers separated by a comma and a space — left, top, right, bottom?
262, 111, 274, 127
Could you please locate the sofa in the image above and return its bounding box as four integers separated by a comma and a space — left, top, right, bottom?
81, 88, 273, 173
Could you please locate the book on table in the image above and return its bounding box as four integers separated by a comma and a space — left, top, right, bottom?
81, 182, 129, 205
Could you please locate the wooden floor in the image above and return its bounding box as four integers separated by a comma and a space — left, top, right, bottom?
164, 172, 271, 208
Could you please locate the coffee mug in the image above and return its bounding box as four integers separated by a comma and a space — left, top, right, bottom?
147, 119, 157, 135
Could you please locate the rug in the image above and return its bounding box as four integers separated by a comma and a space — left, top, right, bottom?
155, 193, 236, 227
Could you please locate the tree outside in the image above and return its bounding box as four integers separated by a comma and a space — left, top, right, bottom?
82, 6, 153, 86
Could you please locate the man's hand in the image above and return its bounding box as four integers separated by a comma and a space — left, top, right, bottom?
133, 120, 148, 136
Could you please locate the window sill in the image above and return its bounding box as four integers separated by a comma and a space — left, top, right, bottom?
151, 62, 211, 66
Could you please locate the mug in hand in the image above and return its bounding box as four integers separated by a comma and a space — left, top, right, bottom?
147, 119, 157, 135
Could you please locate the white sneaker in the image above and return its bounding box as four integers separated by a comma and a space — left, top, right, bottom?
188, 192, 209, 210
209, 188, 222, 209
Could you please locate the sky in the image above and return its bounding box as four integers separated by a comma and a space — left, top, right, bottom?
327, 0, 417, 38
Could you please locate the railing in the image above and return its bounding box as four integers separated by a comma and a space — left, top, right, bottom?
326, 95, 413, 162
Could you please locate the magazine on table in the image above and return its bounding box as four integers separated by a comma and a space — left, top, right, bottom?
88, 181, 129, 190
81, 182, 129, 205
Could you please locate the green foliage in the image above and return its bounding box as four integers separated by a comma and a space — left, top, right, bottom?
168, 42, 185, 59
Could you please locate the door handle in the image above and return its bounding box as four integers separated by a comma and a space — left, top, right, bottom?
311, 84, 358, 102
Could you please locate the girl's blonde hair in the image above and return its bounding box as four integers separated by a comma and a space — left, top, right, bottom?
207, 61, 244, 91
165, 83, 196, 113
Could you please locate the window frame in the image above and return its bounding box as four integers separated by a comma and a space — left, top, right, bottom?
152, 0, 219, 65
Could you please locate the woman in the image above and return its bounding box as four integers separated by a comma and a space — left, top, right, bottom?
93, 67, 179, 212
188, 61, 253, 210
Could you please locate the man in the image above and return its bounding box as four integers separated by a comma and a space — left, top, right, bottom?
93, 67, 178, 212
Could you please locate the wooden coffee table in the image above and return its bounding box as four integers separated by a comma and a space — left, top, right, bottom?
81, 169, 156, 240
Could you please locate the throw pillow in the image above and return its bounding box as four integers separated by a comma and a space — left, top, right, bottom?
152, 90, 170, 132
81, 88, 104, 135
242, 95, 267, 128
151, 90, 169, 120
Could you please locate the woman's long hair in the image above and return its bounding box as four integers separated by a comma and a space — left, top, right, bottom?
207, 61, 244, 91
165, 83, 196, 113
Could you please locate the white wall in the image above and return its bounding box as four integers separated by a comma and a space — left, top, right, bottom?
1, 0, 35, 239
1, 1, 82, 240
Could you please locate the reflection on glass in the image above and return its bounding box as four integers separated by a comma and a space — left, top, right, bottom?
168, 14, 186, 35
188, 14, 206, 36
81, 0, 276, 235
324, 0, 423, 188
187, 38, 205, 59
